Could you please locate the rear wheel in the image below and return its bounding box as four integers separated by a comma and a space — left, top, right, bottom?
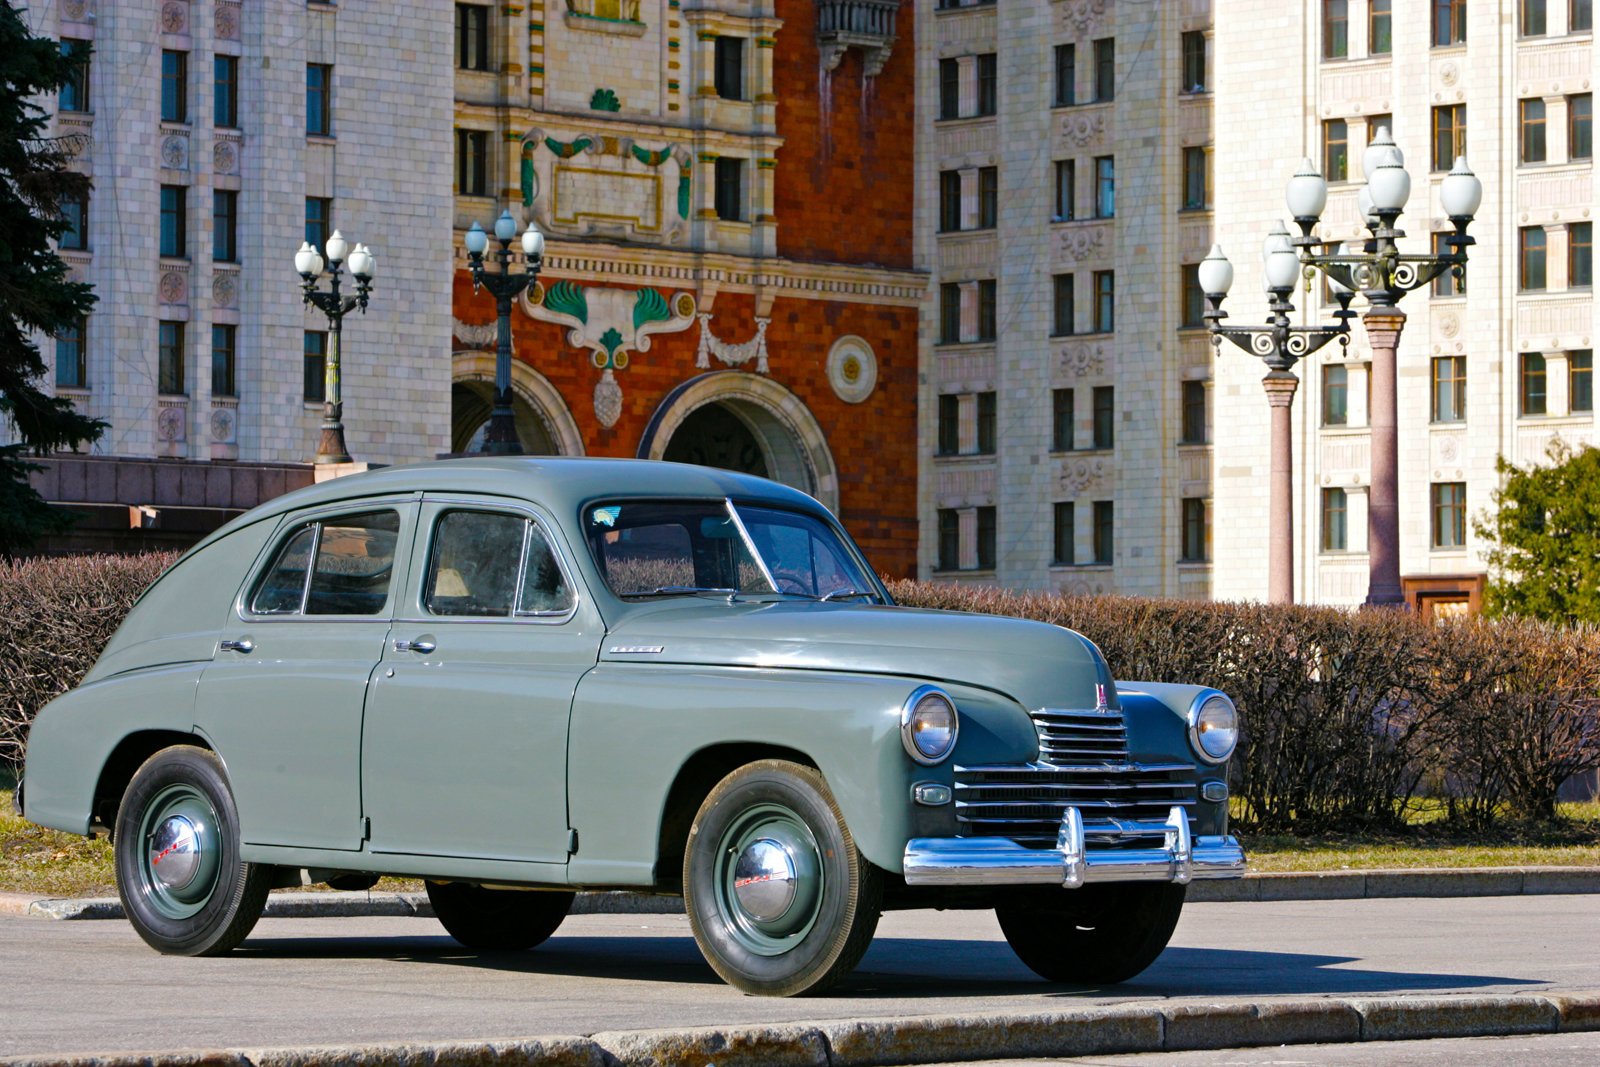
996, 883, 1186, 984
683, 759, 882, 997
425, 881, 573, 950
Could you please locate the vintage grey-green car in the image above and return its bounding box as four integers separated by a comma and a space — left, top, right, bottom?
19, 458, 1244, 995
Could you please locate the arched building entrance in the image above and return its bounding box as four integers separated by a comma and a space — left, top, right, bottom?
450, 351, 584, 457
640, 371, 840, 513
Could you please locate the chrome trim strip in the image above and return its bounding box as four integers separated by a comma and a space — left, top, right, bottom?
723, 497, 778, 591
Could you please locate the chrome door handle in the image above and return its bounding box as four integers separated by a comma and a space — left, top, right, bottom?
219, 637, 254, 654
394, 636, 436, 655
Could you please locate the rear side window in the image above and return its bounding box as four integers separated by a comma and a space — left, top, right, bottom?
250, 510, 401, 616
425, 509, 575, 618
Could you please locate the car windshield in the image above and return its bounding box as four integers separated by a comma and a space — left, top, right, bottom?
585, 500, 881, 602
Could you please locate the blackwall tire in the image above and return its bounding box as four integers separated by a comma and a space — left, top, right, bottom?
425, 881, 574, 951
683, 759, 882, 997
113, 745, 271, 957
996, 882, 1186, 984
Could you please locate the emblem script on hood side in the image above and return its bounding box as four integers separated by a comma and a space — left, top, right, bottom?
609, 646, 665, 654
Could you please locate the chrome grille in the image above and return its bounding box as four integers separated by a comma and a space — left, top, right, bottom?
1034, 706, 1128, 762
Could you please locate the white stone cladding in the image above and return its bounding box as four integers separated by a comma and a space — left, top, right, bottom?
916, 0, 1216, 597
23, 0, 453, 468
1211, 1, 1599, 606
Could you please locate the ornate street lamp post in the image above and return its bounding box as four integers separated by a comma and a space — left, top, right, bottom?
296, 231, 376, 465
1201, 234, 1353, 604
463, 210, 545, 454
1280, 132, 1483, 607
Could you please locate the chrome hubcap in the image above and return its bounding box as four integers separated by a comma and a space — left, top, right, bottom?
714, 804, 824, 957
732, 838, 798, 922
148, 815, 202, 890
135, 784, 223, 920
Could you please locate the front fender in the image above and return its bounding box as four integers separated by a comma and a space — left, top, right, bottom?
1117, 680, 1234, 836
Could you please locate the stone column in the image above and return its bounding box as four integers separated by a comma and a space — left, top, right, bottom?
1262, 370, 1299, 604
1362, 307, 1406, 607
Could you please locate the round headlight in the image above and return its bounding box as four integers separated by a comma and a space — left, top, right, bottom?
1189, 692, 1239, 764
901, 686, 959, 765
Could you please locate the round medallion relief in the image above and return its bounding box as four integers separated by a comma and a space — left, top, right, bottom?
62, 0, 89, 19
156, 406, 185, 442
215, 3, 240, 39
1438, 436, 1461, 463
209, 408, 236, 443
1438, 311, 1461, 339
212, 273, 237, 308
160, 1, 187, 34
159, 272, 186, 304
825, 335, 877, 404
1439, 62, 1459, 87
213, 140, 237, 175
160, 136, 187, 170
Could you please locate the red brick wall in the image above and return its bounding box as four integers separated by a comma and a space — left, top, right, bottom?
770, 0, 915, 270
455, 272, 918, 577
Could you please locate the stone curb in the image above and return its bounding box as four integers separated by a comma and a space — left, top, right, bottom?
1, 991, 1596, 1067
5, 868, 1597, 922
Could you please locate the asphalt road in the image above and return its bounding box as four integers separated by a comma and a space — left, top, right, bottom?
2, 895, 1597, 1059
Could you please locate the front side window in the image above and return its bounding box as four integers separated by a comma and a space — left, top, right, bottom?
61, 189, 88, 250
1181, 264, 1205, 328
426, 510, 574, 617
937, 509, 959, 570
306, 196, 331, 254
976, 507, 996, 570
1521, 99, 1547, 163
1433, 232, 1466, 295
252, 510, 402, 616
161, 50, 187, 123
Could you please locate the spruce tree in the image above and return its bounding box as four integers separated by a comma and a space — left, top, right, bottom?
0, 2, 105, 558
1475, 440, 1600, 623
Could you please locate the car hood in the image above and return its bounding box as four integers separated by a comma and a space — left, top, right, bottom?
600, 599, 1114, 711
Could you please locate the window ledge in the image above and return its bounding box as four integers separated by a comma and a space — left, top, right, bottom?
1177, 440, 1210, 449
935, 114, 998, 127
306, 134, 336, 145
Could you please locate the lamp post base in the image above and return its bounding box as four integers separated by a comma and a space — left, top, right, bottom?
315, 423, 353, 466
479, 409, 524, 455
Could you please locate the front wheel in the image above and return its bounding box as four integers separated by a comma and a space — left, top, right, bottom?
683, 760, 882, 996
114, 745, 272, 956
425, 881, 573, 951
996, 882, 1186, 985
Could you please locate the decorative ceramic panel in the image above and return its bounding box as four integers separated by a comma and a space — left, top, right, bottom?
1516, 42, 1593, 96
937, 348, 996, 391
1517, 172, 1596, 219
937, 465, 996, 505
1319, 433, 1371, 483
936, 123, 998, 165
524, 132, 691, 245
1178, 97, 1211, 147
938, 234, 998, 274
1320, 64, 1392, 117
1515, 296, 1595, 350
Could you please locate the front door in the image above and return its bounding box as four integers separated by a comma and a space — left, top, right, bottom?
360, 498, 603, 865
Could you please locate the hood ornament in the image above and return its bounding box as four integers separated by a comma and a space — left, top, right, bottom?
1095, 683, 1108, 710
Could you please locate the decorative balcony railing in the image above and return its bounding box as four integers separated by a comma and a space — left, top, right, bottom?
816, 0, 899, 76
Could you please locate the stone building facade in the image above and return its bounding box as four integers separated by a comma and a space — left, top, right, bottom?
916, 0, 1218, 596
449, 0, 925, 575
20, 0, 453, 547
1210, 0, 1598, 613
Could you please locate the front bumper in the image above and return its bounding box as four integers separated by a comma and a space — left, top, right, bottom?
903, 805, 1246, 887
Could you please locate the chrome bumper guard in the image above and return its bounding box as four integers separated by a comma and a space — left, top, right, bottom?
903, 805, 1246, 888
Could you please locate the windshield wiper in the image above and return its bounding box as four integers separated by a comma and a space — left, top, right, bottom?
820, 588, 877, 602
627, 585, 739, 599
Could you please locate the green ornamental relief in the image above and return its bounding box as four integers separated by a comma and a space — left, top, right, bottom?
633, 287, 670, 330
590, 88, 621, 112
541, 280, 589, 324
544, 135, 594, 159
630, 144, 672, 167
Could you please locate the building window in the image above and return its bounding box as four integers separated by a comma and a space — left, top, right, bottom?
1182, 146, 1210, 209
1052, 273, 1075, 336
1053, 502, 1075, 565
158, 320, 185, 396
1521, 99, 1547, 163
1322, 488, 1348, 551
1432, 483, 1466, 548
939, 283, 961, 344
937, 394, 959, 455
211, 324, 236, 398
1324, 0, 1349, 58
1432, 356, 1467, 422
1433, 104, 1467, 170
1520, 352, 1548, 415
977, 166, 997, 229
1181, 264, 1205, 328
1094, 155, 1114, 217
1520, 226, 1547, 290
1054, 159, 1076, 220
214, 55, 239, 127
306, 197, 331, 254
1522, 0, 1548, 35
936, 509, 959, 571
1323, 364, 1349, 425
160, 50, 187, 123
1092, 500, 1114, 563
1093, 37, 1114, 101
1093, 270, 1114, 332
212, 191, 237, 263
1181, 30, 1206, 91
939, 171, 961, 232
1181, 380, 1206, 444
1092, 385, 1114, 449
306, 63, 332, 137
1572, 222, 1593, 288
939, 58, 959, 120
976, 391, 996, 454
976, 279, 997, 341
1575, 0, 1594, 32
1570, 351, 1594, 412
61, 189, 88, 251
59, 38, 89, 112
1572, 94, 1593, 159
1181, 498, 1207, 562
456, 129, 487, 196
159, 185, 186, 258
714, 36, 745, 100
976, 507, 997, 570
1052, 388, 1075, 451
1367, 113, 1394, 144
304, 331, 327, 403
55, 316, 86, 389
1370, 0, 1393, 53
714, 157, 745, 221
1433, 0, 1467, 46
976, 53, 997, 116
457, 4, 489, 71
1324, 120, 1349, 182
1054, 44, 1076, 106
1432, 233, 1466, 295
